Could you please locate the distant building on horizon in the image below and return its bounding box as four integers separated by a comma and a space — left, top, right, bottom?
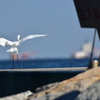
10, 51, 36, 60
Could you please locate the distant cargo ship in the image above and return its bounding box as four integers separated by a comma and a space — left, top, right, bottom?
71, 41, 99, 59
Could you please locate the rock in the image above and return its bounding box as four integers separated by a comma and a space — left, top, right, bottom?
28, 67, 100, 100
75, 80, 100, 100
36, 82, 59, 93
0, 90, 33, 100
30, 91, 80, 100
55, 91, 80, 100
29, 93, 64, 100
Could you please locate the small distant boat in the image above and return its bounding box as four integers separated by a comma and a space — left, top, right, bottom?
71, 41, 93, 59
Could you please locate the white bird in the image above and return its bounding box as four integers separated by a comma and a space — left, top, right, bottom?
0, 34, 46, 54
0, 34, 46, 69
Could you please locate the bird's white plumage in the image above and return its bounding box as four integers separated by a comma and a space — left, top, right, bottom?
0, 34, 46, 54
21, 34, 46, 42
0, 38, 13, 47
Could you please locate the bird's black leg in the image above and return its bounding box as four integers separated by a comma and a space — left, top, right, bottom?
12, 52, 14, 69
17, 54, 21, 69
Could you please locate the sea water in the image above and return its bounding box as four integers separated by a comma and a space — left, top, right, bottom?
0, 58, 95, 69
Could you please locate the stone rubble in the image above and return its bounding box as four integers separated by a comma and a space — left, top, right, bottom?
0, 91, 33, 100
28, 67, 100, 100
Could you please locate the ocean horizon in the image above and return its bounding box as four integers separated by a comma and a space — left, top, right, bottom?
0, 58, 96, 69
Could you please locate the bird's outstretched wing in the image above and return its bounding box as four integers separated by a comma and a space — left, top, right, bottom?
20, 34, 47, 43
0, 38, 13, 47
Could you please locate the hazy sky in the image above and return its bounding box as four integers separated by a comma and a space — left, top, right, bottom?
0, 0, 99, 60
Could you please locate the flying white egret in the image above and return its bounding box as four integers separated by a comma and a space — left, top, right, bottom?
0, 34, 47, 69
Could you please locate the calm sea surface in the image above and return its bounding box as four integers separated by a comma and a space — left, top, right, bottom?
0, 58, 97, 69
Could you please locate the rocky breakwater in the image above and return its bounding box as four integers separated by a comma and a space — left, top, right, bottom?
28, 67, 100, 100
1, 67, 100, 100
